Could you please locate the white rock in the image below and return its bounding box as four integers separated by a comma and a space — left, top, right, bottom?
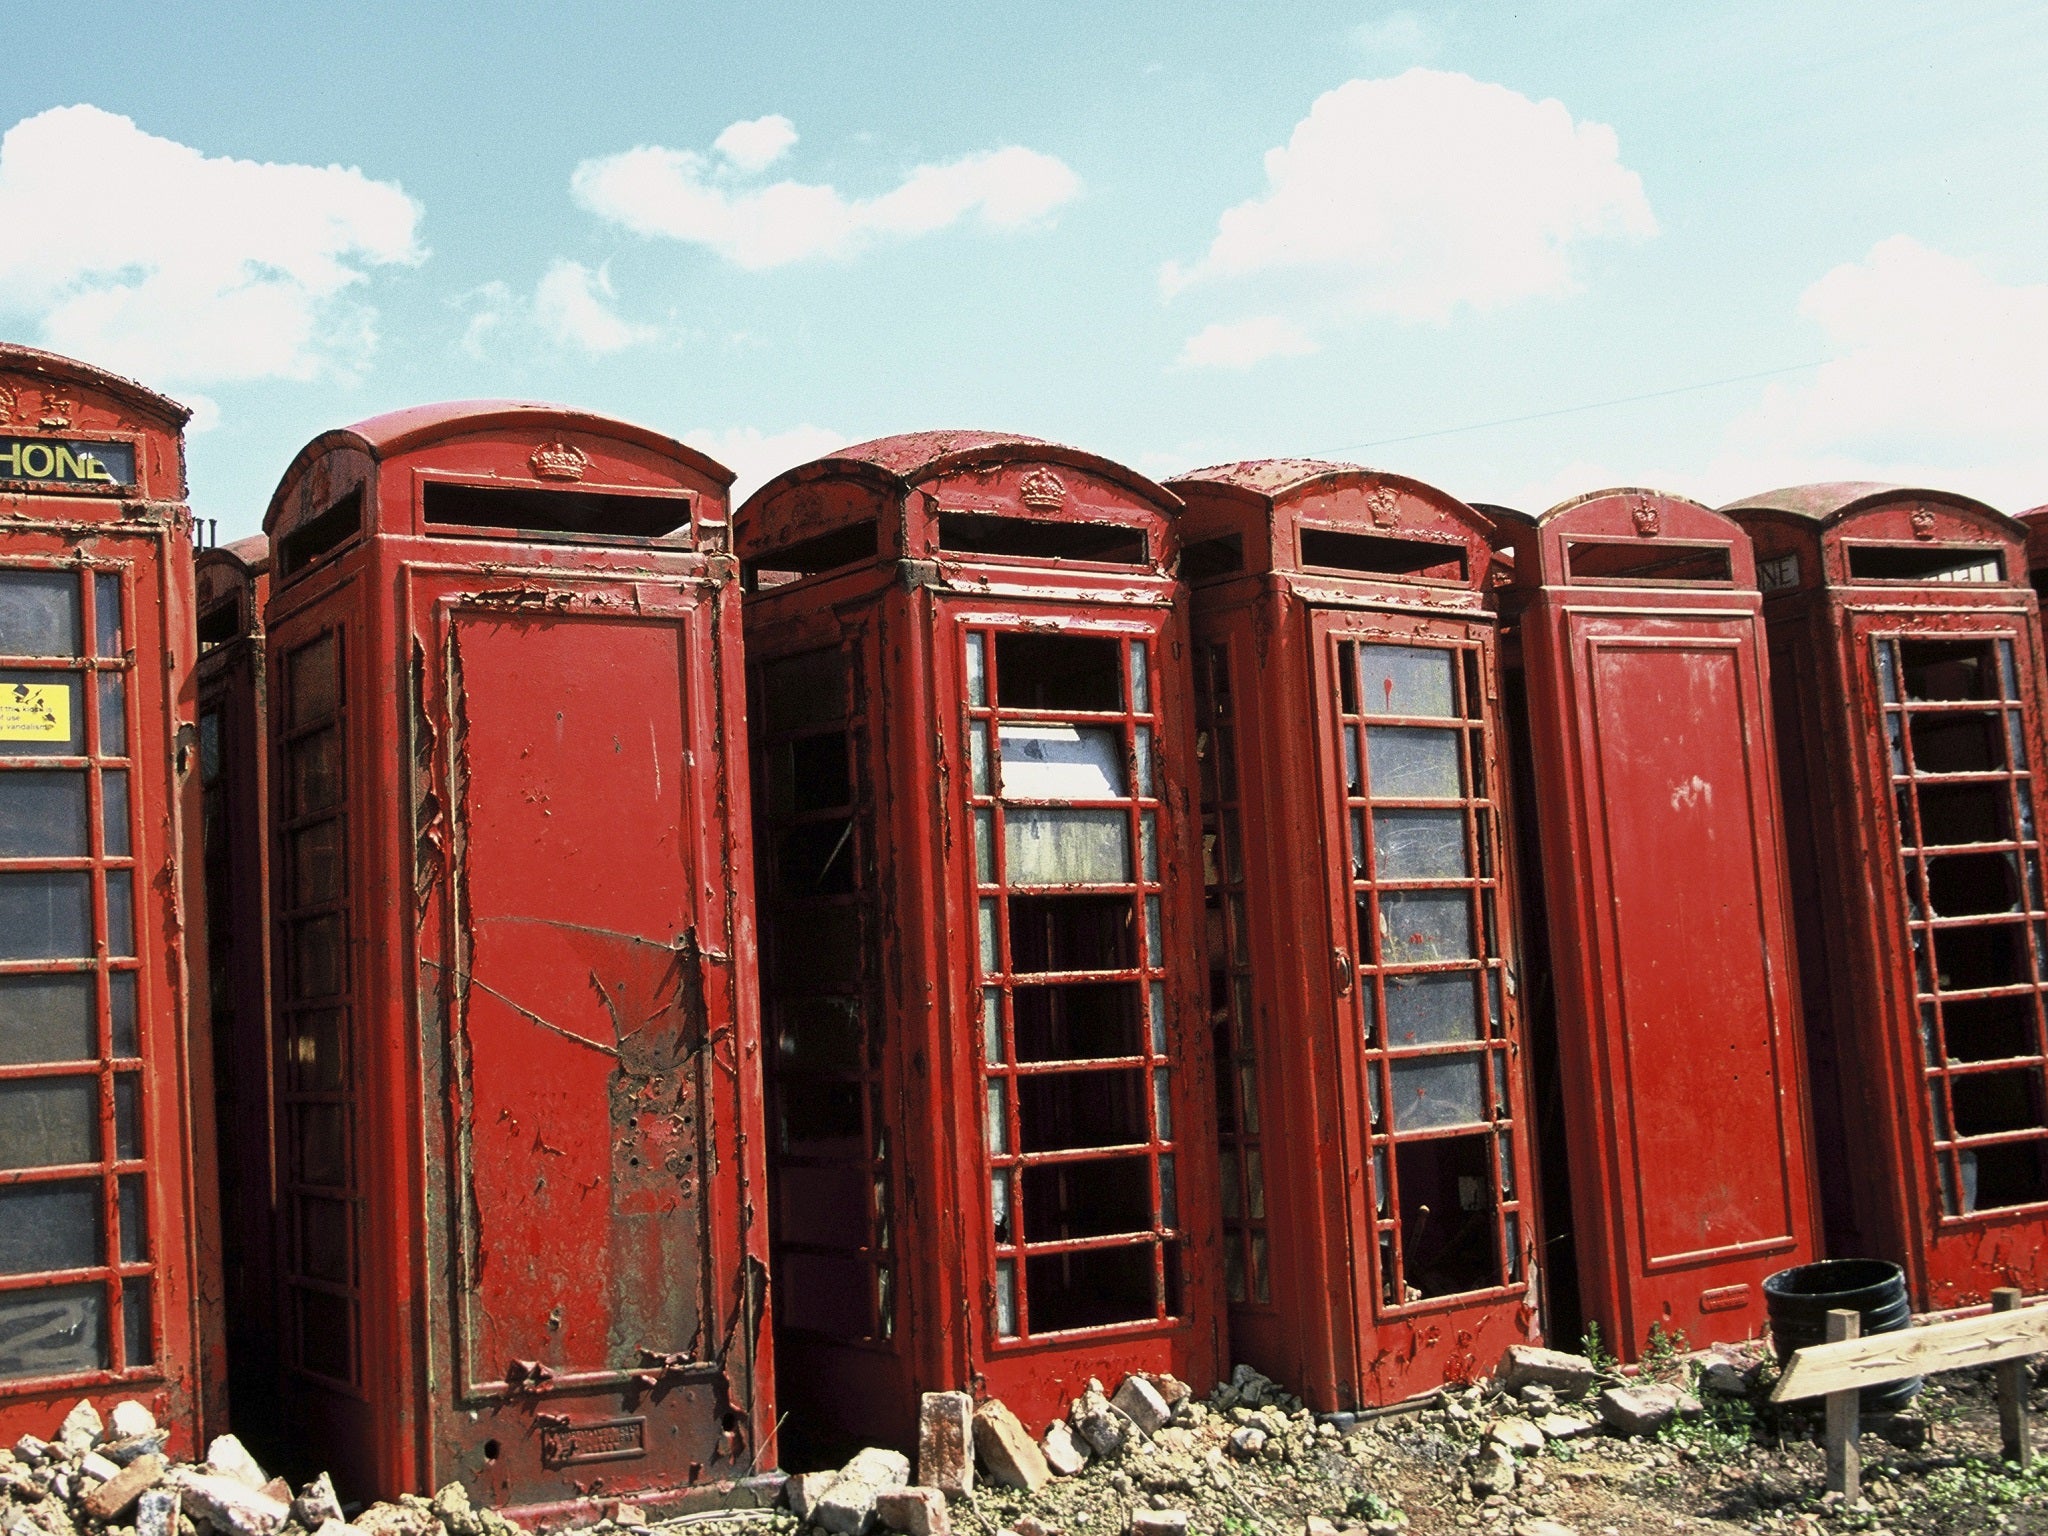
1110, 1377, 1171, 1438
1487, 1417, 1545, 1455
172, 1470, 290, 1536
203, 1435, 269, 1492
57, 1401, 103, 1453
109, 1403, 158, 1440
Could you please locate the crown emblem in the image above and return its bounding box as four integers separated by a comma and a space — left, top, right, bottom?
1019, 468, 1066, 510
1365, 487, 1399, 528
1909, 504, 1937, 540
38, 395, 73, 431
1631, 496, 1661, 537
530, 441, 589, 481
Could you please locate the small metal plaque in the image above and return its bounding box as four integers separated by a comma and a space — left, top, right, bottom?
539, 1415, 647, 1467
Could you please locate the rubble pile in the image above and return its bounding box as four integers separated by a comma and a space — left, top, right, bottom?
0, 1402, 523, 1536
773, 1343, 1802, 1536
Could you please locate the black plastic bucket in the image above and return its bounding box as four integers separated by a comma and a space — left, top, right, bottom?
1762, 1258, 1921, 1414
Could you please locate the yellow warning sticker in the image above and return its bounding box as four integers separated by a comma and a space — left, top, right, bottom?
0, 682, 69, 741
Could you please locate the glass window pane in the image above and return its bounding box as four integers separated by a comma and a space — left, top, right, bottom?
0, 1283, 106, 1382
965, 634, 988, 706
1373, 808, 1468, 880
93, 575, 122, 659
288, 727, 342, 815
986, 1080, 1009, 1155
290, 822, 345, 907
115, 1074, 141, 1161
1129, 641, 1150, 715
1135, 727, 1155, 798
1378, 890, 1473, 965
290, 914, 346, 1000
101, 770, 129, 858
1366, 727, 1462, 799
1149, 981, 1167, 1055
1147, 895, 1165, 968
0, 1077, 99, 1168
106, 871, 135, 958
1159, 1152, 1177, 1229
119, 1175, 146, 1264
122, 1277, 152, 1367
978, 898, 1000, 974
1360, 645, 1457, 718
299, 1197, 351, 1284
110, 973, 137, 1058
0, 571, 81, 656
1153, 1068, 1173, 1139
1389, 1053, 1489, 1131
969, 721, 991, 796
96, 673, 126, 758
1005, 808, 1131, 886
994, 1258, 1017, 1337
0, 770, 88, 857
0, 871, 93, 959
0, 1180, 101, 1273
1, 671, 84, 756
0, 974, 96, 1064
999, 725, 1126, 800
1384, 971, 1483, 1046
1141, 811, 1159, 882
293, 1103, 348, 1187
982, 989, 1004, 1066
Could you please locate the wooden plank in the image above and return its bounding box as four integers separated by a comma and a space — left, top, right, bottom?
1824, 1310, 1861, 1501
1994, 1290, 2033, 1467
1772, 1301, 2048, 1403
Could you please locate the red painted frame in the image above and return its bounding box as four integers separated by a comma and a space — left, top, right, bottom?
1170, 463, 1544, 1409
738, 433, 1224, 1456
1730, 484, 2048, 1308
259, 403, 771, 1516
1494, 489, 1819, 1359
0, 344, 221, 1451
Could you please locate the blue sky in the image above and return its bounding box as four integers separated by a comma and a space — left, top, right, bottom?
3, 2, 2046, 538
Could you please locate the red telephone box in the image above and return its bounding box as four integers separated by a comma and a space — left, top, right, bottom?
1726, 484, 2048, 1307
737, 432, 1222, 1456
194, 536, 279, 1436
1494, 489, 1819, 1359
0, 344, 220, 1448
259, 403, 772, 1516
2020, 505, 2048, 607
1168, 462, 1541, 1408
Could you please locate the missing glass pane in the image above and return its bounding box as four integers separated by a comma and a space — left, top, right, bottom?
1958, 1141, 2048, 1211
1017, 1067, 1148, 1152
1922, 851, 2022, 918
994, 634, 1122, 712
1910, 713, 2005, 775
1008, 894, 1136, 973
1932, 922, 2029, 992
1013, 981, 1143, 1062
1949, 1070, 2048, 1137
1021, 1156, 1153, 1241
1916, 783, 2009, 847
1901, 640, 2002, 701
1025, 1244, 1155, 1332
1396, 1132, 1501, 1298
1940, 994, 2038, 1062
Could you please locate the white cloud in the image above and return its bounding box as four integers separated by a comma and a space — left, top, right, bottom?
1162, 70, 1655, 322
1176, 315, 1319, 370
534, 260, 655, 355
571, 119, 1081, 269
714, 114, 798, 173
0, 104, 423, 385
1494, 240, 2048, 514
683, 424, 848, 503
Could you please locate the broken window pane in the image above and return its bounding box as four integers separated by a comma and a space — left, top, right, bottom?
1004, 808, 1131, 886
0, 974, 95, 1064
1917, 783, 2009, 846
1960, 1140, 2048, 1211
1910, 712, 2004, 775
1388, 1052, 1487, 1131
1366, 727, 1462, 799
1941, 994, 2036, 1062
1949, 1069, 2047, 1137
1373, 808, 1468, 881
1932, 922, 2027, 991
999, 725, 1126, 800
1021, 1156, 1152, 1241
1025, 1244, 1154, 1331
1901, 640, 1998, 702
1358, 646, 1456, 719
1925, 851, 2021, 917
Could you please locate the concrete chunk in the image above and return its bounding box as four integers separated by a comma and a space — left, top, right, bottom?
814, 1449, 911, 1536
172, 1470, 291, 1536
83, 1454, 164, 1521
203, 1435, 268, 1492
786, 1471, 841, 1521
1069, 1383, 1133, 1460
108, 1402, 158, 1441
1486, 1417, 1545, 1455
1535, 1412, 1598, 1442
56, 1402, 102, 1453
1494, 1345, 1599, 1399
1595, 1383, 1697, 1437
1129, 1513, 1189, 1536
916, 1391, 974, 1498
79, 1452, 123, 1484
1110, 1377, 1171, 1438
874, 1487, 950, 1536
972, 1400, 1050, 1493
1040, 1421, 1089, 1477
294, 1471, 346, 1529
135, 1487, 181, 1536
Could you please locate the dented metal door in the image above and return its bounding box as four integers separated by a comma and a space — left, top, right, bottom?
428, 598, 730, 1503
